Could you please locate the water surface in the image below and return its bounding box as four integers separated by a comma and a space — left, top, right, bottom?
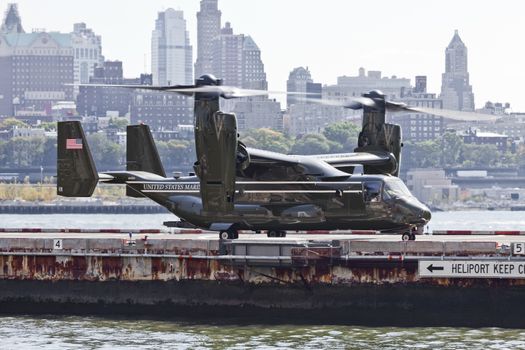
2, 316, 525, 349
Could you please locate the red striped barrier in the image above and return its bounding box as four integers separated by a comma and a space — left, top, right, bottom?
306, 230, 331, 235
0, 228, 172, 234
6, 228, 524, 236
139, 229, 162, 234
438, 230, 473, 235
178, 229, 203, 234
350, 230, 377, 235
433, 230, 525, 235
494, 231, 521, 235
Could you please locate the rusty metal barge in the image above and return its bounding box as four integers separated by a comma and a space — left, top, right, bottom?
1, 230, 525, 327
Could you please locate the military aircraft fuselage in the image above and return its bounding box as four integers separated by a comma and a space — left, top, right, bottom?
113, 170, 430, 234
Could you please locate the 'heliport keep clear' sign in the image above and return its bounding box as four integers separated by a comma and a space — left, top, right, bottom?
419, 260, 525, 279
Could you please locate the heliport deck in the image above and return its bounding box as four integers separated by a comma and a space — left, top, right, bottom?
1, 230, 525, 326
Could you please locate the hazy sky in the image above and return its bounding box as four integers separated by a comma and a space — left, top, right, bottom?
10, 0, 525, 110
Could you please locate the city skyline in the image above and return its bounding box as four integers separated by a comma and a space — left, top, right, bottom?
7, 0, 525, 110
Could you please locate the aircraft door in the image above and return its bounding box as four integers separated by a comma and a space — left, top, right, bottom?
343, 183, 366, 215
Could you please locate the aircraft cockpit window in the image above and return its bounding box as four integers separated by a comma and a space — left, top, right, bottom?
383, 178, 412, 198
364, 181, 382, 202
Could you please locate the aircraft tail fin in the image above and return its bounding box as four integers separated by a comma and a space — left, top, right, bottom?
126, 124, 166, 197
57, 121, 98, 197
353, 91, 402, 176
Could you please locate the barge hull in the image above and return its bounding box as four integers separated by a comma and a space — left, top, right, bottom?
0, 232, 525, 326
1, 279, 524, 327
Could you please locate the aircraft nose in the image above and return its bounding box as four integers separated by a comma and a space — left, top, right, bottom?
398, 200, 431, 224
421, 208, 431, 222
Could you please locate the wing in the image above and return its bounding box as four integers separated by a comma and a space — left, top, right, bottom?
311, 151, 397, 174
245, 148, 352, 180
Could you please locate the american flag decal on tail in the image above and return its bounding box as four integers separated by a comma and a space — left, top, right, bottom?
66, 138, 83, 150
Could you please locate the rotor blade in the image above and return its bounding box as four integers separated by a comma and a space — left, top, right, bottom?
168, 85, 269, 98
152, 86, 323, 98
397, 105, 500, 122
68, 83, 195, 91
301, 97, 376, 110
70, 83, 279, 98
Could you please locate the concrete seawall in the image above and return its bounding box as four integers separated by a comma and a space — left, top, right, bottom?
1, 232, 525, 326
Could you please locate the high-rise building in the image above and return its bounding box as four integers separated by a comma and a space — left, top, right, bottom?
0, 4, 92, 118
389, 76, 444, 142
77, 61, 145, 117
130, 91, 193, 131
440, 30, 475, 111
414, 76, 427, 93
71, 23, 103, 96
242, 36, 267, 90
286, 66, 321, 107
195, 0, 221, 79
151, 9, 193, 86
211, 22, 267, 89
229, 97, 281, 131
211, 22, 243, 87
0, 5, 74, 119
0, 30, 74, 117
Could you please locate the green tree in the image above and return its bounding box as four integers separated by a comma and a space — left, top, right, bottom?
108, 117, 129, 131
240, 128, 292, 154
440, 132, 463, 167
291, 134, 331, 155
322, 121, 359, 152
87, 133, 124, 169
168, 140, 194, 167
39, 121, 57, 131
517, 145, 525, 167
42, 137, 57, 167
0, 118, 29, 130
460, 144, 499, 167
0, 140, 6, 166
2, 137, 46, 167
403, 140, 441, 169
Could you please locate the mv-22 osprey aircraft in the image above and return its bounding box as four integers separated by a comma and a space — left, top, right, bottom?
58, 75, 495, 240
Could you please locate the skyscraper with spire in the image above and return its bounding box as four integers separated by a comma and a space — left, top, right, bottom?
440, 30, 475, 111
195, 0, 221, 79
0, 3, 23, 34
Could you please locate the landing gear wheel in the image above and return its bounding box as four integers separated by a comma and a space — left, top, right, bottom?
401, 232, 411, 241
267, 230, 286, 238
219, 230, 239, 240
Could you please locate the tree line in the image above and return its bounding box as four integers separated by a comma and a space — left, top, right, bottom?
0, 135, 195, 171
0, 119, 522, 171
402, 132, 524, 169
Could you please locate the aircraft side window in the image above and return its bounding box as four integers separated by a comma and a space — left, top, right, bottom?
364, 181, 382, 202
